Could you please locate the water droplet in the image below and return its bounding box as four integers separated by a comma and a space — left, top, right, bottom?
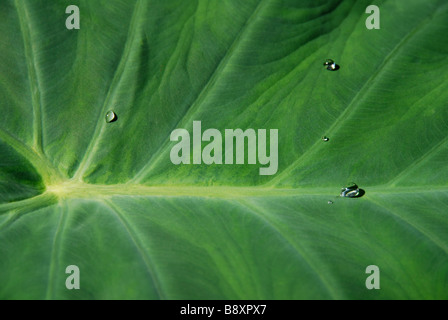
328, 200, 334, 205
323, 59, 338, 71
322, 136, 330, 142
340, 183, 360, 198
106, 111, 117, 123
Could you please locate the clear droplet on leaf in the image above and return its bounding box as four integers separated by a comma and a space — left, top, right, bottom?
322, 136, 330, 142
340, 183, 360, 198
106, 111, 117, 123
323, 59, 338, 71
328, 200, 334, 205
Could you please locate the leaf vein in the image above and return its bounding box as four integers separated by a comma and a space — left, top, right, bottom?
267, 10, 438, 186
236, 199, 341, 299
366, 196, 448, 255
13, 0, 44, 154
102, 199, 165, 299
73, 0, 146, 181
131, 0, 269, 183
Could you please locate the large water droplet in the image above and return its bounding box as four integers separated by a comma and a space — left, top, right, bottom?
323, 59, 339, 71
340, 183, 360, 198
106, 111, 117, 123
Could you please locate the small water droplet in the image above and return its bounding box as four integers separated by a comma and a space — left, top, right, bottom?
106, 111, 117, 123
328, 200, 334, 205
323, 59, 338, 71
322, 136, 330, 142
340, 183, 360, 198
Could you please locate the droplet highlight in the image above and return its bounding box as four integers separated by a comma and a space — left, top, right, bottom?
340, 183, 360, 198
106, 111, 117, 123
323, 59, 339, 71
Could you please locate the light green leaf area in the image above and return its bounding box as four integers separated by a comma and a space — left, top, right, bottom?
1, 0, 447, 299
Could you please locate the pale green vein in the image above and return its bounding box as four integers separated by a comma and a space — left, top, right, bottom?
385, 76, 448, 187
365, 196, 448, 256
13, 0, 44, 154
46, 182, 341, 199
227, 0, 355, 126
45, 202, 67, 300
0, 193, 56, 220
136, 11, 196, 147
44, 181, 448, 200
150, 11, 196, 100
266, 10, 437, 187
387, 135, 448, 187
102, 199, 165, 300
130, 0, 269, 184
73, 0, 147, 181
0, 128, 64, 185
367, 185, 448, 195
236, 199, 341, 300
1, 183, 446, 219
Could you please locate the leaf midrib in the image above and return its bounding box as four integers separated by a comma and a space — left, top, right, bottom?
2, 183, 444, 220
38, 183, 448, 200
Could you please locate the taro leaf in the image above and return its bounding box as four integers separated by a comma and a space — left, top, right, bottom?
1, 0, 447, 300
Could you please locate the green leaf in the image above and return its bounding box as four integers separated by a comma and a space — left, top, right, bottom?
1, 0, 447, 300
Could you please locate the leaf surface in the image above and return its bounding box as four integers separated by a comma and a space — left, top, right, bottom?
1, 0, 447, 299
